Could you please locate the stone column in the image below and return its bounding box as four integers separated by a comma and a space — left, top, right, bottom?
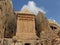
3, 39, 14, 45
15, 41, 23, 45
47, 41, 52, 45
0, 39, 2, 45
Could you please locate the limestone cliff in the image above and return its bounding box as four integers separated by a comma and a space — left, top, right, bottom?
0, 0, 16, 38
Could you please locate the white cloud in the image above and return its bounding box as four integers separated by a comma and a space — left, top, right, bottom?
48, 17, 56, 23
21, 1, 46, 15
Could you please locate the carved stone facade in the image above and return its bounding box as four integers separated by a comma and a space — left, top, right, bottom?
0, 0, 60, 45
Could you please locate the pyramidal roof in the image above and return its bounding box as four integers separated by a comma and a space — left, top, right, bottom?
20, 7, 33, 14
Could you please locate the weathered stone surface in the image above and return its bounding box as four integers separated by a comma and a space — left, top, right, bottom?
0, 0, 16, 38
35, 11, 60, 44
35, 11, 51, 39
0, 0, 60, 45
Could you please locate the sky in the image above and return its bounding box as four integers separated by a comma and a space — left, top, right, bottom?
12, 0, 60, 24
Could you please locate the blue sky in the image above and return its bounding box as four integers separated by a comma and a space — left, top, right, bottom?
12, 0, 60, 24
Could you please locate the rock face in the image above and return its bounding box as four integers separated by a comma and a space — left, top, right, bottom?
35, 11, 51, 38
35, 11, 58, 40
0, 0, 60, 45
0, 0, 16, 38
35, 11, 60, 45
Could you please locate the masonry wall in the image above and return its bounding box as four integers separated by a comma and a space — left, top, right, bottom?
15, 13, 37, 40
